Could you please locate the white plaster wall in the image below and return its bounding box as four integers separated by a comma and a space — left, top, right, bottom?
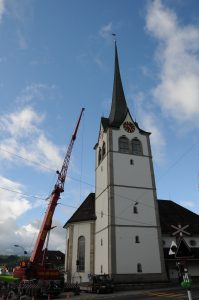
95, 156, 108, 198
113, 154, 153, 188
113, 186, 157, 226
71, 222, 91, 283
116, 227, 162, 273
95, 189, 109, 233
95, 228, 109, 274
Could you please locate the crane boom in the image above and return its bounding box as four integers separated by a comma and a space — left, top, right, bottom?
29, 108, 85, 265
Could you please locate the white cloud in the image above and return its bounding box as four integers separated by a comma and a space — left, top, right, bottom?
0, 106, 43, 137
0, 107, 63, 171
131, 91, 166, 164
16, 83, 57, 103
146, 0, 199, 125
99, 22, 113, 40
0, 0, 5, 22
0, 217, 66, 255
0, 176, 31, 223
15, 219, 65, 254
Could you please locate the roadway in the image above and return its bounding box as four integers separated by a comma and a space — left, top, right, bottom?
56, 286, 199, 300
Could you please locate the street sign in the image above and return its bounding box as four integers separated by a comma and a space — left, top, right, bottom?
175, 238, 193, 258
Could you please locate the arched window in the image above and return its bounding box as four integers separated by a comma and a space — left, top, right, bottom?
77, 236, 85, 272
132, 138, 143, 156
119, 136, 129, 153
102, 142, 106, 158
98, 148, 102, 165
137, 263, 142, 273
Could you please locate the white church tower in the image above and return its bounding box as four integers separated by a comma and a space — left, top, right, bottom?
94, 43, 167, 282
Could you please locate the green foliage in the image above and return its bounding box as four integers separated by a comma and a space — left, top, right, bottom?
0, 255, 29, 270
0, 275, 19, 283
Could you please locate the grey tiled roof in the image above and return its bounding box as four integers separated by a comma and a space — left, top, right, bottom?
63, 193, 96, 228
158, 199, 199, 235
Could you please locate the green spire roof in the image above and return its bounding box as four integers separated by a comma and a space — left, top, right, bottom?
109, 42, 128, 127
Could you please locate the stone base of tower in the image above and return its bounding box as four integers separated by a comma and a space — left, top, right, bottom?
111, 272, 168, 284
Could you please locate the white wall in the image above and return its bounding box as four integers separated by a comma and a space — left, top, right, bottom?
95, 228, 109, 275
65, 222, 92, 283
116, 227, 162, 273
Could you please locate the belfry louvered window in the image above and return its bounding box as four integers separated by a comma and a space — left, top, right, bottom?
132, 138, 143, 155
119, 136, 129, 153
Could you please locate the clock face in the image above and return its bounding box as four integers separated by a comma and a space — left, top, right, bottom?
123, 121, 135, 133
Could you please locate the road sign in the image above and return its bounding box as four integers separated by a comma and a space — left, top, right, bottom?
175, 238, 193, 258
171, 224, 191, 237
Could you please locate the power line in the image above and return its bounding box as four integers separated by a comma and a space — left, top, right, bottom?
0, 185, 47, 200
0, 147, 55, 172
0, 137, 198, 216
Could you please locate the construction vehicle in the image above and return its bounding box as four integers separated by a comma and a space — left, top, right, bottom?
13, 108, 85, 297
79, 274, 114, 294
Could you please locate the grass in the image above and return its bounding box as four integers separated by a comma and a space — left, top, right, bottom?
0, 274, 19, 283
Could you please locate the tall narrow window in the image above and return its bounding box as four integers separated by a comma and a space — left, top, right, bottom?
101, 265, 103, 273
66, 239, 69, 272
133, 206, 138, 214
98, 148, 102, 165
119, 136, 129, 153
132, 138, 143, 155
102, 141, 106, 158
137, 263, 142, 273
77, 236, 85, 272
135, 235, 140, 243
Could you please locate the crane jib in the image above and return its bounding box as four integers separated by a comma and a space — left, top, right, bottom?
25, 108, 85, 269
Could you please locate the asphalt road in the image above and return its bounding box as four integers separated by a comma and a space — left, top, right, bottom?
56, 286, 199, 300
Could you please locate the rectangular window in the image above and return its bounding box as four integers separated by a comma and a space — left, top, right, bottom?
101, 264, 103, 274
101, 239, 103, 246
130, 159, 134, 165
135, 236, 140, 243
137, 263, 142, 272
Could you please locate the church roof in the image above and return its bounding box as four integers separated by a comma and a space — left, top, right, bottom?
108, 42, 128, 128
64, 196, 199, 237
158, 200, 199, 235
63, 193, 96, 228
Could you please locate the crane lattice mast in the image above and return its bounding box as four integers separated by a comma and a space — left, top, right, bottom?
30, 108, 85, 264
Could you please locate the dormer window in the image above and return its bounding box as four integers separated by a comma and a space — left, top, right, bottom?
132, 138, 143, 156
119, 136, 129, 153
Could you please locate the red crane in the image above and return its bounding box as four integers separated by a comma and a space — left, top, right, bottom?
13, 108, 85, 280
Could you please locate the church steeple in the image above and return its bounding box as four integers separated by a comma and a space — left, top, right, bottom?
109, 42, 128, 127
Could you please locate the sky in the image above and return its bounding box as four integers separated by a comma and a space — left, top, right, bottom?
0, 0, 199, 256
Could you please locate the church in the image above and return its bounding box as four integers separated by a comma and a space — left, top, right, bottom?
63, 43, 199, 283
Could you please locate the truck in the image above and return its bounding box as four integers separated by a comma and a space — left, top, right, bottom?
79, 274, 114, 294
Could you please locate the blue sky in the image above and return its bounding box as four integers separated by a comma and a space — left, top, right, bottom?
0, 0, 199, 255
